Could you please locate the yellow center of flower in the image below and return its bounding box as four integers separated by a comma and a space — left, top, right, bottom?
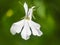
25, 16, 30, 20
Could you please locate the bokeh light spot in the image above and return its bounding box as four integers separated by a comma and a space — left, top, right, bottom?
6, 9, 13, 17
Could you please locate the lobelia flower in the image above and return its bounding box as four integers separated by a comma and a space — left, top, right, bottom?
10, 2, 43, 40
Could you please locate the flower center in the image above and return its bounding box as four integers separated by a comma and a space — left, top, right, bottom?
24, 16, 30, 20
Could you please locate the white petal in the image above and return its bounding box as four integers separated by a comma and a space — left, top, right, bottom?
29, 21, 43, 36
10, 24, 16, 35
10, 20, 24, 35
28, 6, 35, 20
31, 21, 41, 29
24, 2, 28, 15
32, 6, 35, 9
21, 20, 31, 40
28, 6, 35, 16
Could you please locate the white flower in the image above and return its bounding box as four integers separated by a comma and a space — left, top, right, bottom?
10, 2, 43, 40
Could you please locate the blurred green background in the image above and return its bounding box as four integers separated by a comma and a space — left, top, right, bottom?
0, 0, 60, 45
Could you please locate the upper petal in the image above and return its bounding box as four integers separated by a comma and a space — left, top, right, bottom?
21, 20, 31, 40
28, 6, 35, 16
10, 20, 24, 35
28, 6, 35, 20
29, 21, 43, 36
24, 2, 28, 15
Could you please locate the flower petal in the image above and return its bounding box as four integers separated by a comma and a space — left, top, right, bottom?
21, 20, 31, 40
31, 21, 41, 29
10, 20, 24, 35
10, 24, 16, 35
29, 21, 43, 36
28, 6, 35, 20
24, 2, 28, 15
